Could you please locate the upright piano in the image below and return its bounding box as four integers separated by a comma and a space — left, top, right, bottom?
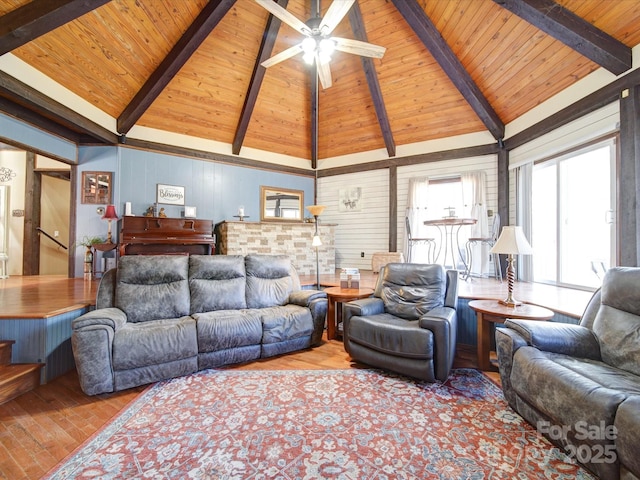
118, 216, 215, 256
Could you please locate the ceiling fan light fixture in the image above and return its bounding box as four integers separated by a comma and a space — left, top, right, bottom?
319, 37, 336, 56
318, 50, 332, 65
301, 37, 317, 54
303, 51, 315, 65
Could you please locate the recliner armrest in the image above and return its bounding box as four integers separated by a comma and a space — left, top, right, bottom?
72, 307, 128, 331
504, 319, 601, 360
289, 289, 327, 307
418, 306, 455, 326
419, 306, 457, 382
343, 297, 385, 319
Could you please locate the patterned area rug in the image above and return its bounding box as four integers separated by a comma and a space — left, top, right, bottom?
44, 369, 595, 479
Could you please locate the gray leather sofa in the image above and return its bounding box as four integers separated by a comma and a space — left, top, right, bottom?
342, 263, 458, 382
72, 254, 327, 395
496, 267, 640, 480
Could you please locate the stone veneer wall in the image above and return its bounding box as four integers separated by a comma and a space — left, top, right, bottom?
215, 221, 336, 276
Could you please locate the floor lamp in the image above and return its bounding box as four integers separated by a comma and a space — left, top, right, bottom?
306, 205, 326, 289
489, 226, 533, 307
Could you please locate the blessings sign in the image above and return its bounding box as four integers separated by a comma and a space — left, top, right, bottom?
157, 184, 185, 205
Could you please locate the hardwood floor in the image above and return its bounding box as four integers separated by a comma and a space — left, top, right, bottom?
0, 334, 492, 480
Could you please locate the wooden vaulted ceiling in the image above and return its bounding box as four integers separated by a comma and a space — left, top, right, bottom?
0, 0, 639, 169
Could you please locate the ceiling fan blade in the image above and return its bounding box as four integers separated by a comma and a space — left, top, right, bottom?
316, 54, 333, 89
255, 0, 308, 34
333, 37, 386, 58
318, 0, 356, 35
261, 44, 304, 68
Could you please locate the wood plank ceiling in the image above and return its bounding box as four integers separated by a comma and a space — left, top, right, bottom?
0, 0, 639, 168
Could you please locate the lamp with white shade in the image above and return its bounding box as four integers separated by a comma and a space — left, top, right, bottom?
489, 226, 533, 307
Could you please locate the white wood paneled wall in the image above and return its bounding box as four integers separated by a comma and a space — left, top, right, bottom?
316, 169, 389, 270
317, 155, 498, 271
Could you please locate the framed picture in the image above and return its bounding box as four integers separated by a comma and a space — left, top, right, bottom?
339, 187, 362, 212
260, 186, 304, 222
81, 171, 112, 204
157, 184, 185, 205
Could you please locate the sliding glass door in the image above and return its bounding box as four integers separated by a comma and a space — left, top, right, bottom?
531, 137, 616, 289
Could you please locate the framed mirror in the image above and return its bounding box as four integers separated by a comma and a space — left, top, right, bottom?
81, 171, 112, 204
260, 186, 304, 222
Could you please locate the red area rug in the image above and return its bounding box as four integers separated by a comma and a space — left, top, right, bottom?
44, 369, 594, 479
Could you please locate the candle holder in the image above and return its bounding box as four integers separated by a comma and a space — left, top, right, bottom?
233, 205, 248, 221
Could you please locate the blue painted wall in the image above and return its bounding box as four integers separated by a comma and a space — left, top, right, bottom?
0, 112, 77, 162
117, 147, 314, 223
74, 145, 315, 276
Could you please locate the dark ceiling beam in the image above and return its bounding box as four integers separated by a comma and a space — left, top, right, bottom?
310, 0, 319, 169
0, 96, 81, 143
117, 0, 237, 134
0, 71, 118, 143
391, 0, 505, 140
493, 0, 631, 75
311, 63, 318, 169
233, 0, 288, 156
349, 2, 395, 157
0, 0, 111, 56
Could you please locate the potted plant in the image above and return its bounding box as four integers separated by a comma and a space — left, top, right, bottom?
76, 235, 105, 279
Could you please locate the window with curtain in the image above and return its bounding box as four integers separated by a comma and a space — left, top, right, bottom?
406, 173, 487, 267
530, 136, 617, 289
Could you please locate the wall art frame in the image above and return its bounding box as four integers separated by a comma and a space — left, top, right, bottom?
157, 183, 185, 206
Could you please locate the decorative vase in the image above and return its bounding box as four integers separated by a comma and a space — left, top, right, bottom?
83, 246, 93, 280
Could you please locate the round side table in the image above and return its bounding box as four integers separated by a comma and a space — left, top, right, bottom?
323, 286, 374, 340
468, 299, 554, 371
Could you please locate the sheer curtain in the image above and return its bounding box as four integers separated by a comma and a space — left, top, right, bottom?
461, 171, 489, 275
405, 177, 430, 261
517, 163, 534, 281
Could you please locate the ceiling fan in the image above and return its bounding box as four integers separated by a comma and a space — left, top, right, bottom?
256, 0, 386, 89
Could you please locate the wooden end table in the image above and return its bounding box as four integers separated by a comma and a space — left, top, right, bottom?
323, 286, 374, 340
468, 299, 554, 371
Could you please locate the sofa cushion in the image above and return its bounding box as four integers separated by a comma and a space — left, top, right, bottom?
380, 263, 445, 320
112, 316, 197, 370
260, 305, 314, 344
193, 310, 263, 352
592, 267, 640, 377
245, 255, 294, 308
348, 313, 434, 360
115, 255, 190, 323
189, 255, 247, 313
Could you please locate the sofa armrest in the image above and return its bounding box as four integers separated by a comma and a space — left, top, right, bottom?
419, 306, 457, 382
504, 319, 601, 360
72, 307, 128, 331
289, 289, 327, 307
288, 290, 328, 347
71, 307, 126, 396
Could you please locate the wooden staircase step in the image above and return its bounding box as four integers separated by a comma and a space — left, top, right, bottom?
0, 340, 15, 365
0, 363, 44, 405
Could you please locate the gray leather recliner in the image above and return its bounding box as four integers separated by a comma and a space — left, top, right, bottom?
496, 266, 640, 480
342, 263, 458, 382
